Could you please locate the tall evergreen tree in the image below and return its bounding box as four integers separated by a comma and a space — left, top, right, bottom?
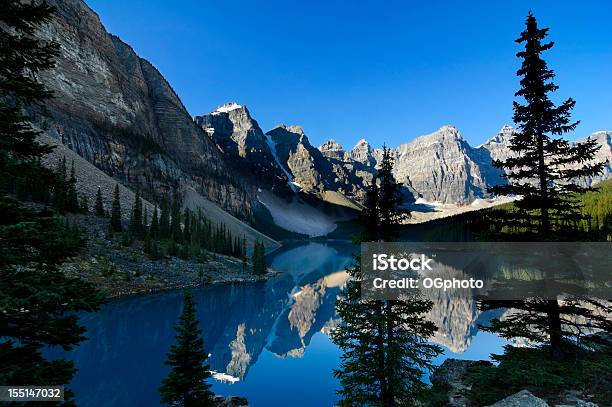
251, 240, 266, 276
110, 183, 122, 232
129, 188, 143, 238
66, 160, 79, 212
170, 193, 182, 243
489, 12, 604, 237
332, 148, 441, 406
94, 186, 105, 217
0, 0, 104, 397
151, 205, 160, 238
159, 291, 215, 407
481, 13, 610, 359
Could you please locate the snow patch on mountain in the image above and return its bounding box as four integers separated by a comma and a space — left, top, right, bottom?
257, 190, 337, 237
212, 102, 243, 115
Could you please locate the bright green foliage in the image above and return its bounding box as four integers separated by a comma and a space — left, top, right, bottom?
94, 187, 105, 217
110, 184, 122, 232
0, 0, 104, 397
159, 291, 215, 407
577, 179, 612, 239
332, 147, 441, 406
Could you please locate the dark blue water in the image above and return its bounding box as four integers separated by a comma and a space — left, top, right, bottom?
52, 241, 505, 406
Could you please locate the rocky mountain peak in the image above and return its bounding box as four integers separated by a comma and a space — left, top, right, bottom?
320, 139, 343, 151
319, 139, 346, 161
212, 102, 244, 115
194, 105, 291, 194
482, 125, 516, 147
350, 138, 375, 166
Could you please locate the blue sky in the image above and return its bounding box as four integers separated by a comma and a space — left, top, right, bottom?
87, 0, 611, 148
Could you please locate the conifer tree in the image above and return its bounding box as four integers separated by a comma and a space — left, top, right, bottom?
129, 188, 143, 238
332, 148, 440, 406
482, 12, 610, 359
183, 208, 192, 244
241, 237, 247, 270
110, 183, 122, 232
66, 160, 79, 212
159, 291, 215, 407
53, 157, 67, 212
150, 205, 160, 238
171, 193, 182, 243
251, 240, 266, 276
95, 187, 105, 217
0, 0, 104, 396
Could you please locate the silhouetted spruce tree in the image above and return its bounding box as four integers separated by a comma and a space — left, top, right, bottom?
488, 12, 605, 238
0, 0, 104, 397
171, 193, 182, 243
52, 157, 67, 212
110, 183, 122, 232
159, 290, 215, 407
252, 240, 266, 275
150, 205, 160, 238
332, 147, 441, 406
241, 237, 247, 270
129, 188, 143, 239
66, 160, 79, 212
480, 12, 610, 360
94, 187, 105, 217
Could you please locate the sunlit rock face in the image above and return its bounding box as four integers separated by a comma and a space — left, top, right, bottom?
390, 126, 500, 205
265, 125, 335, 195
268, 271, 349, 358
225, 324, 251, 379
33, 0, 253, 219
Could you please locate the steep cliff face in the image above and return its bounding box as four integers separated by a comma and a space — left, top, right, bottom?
265, 125, 336, 194
194, 104, 291, 196
586, 131, 612, 184
391, 126, 498, 204
33, 0, 252, 218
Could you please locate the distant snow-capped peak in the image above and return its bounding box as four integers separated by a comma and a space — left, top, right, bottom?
212, 102, 243, 115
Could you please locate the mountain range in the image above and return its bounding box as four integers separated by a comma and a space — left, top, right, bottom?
31, 0, 612, 238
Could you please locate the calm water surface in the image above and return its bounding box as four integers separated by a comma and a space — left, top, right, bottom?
58, 241, 505, 406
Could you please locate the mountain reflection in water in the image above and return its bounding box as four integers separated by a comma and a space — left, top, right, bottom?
57, 241, 506, 407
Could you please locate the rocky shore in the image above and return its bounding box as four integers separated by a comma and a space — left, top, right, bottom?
431, 359, 602, 407
60, 214, 275, 299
